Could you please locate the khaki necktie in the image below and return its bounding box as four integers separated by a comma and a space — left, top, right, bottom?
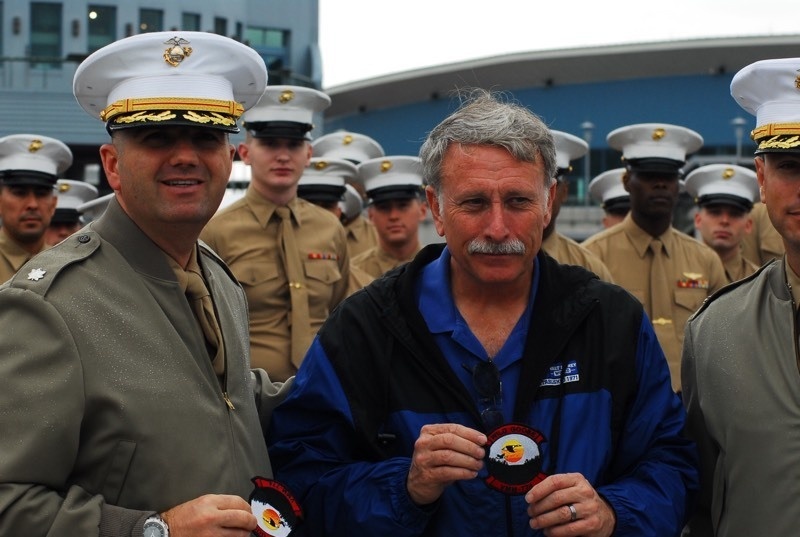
185, 263, 225, 376
275, 207, 311, 368
649, 238, 673, 328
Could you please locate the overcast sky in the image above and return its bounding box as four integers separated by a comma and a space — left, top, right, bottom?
319, 0, 800, 88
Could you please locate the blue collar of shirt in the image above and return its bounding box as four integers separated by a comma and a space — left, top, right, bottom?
415, 245, 540, 369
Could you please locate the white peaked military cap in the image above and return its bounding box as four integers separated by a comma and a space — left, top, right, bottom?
312, 131, 385, 164
684, 164, 759, 212
298, 158, 356, 204
607, 123, 703, 173
243, 85, 331, 140
731, 57, 800, 154
552, 130, 589, 176
0, 134, 73, 187
339, 183, 365, 222
589, 168, 630, 214
77, 192, 114, 222
73, 31, 268, 133
52, 179, 99, 224
358, 156, 424, 204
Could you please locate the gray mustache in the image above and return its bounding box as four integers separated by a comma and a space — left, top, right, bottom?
466, 238, 526, 255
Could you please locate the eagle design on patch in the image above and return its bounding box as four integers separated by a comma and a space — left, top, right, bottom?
249, 477, 303, 536
484, 424, 549, 495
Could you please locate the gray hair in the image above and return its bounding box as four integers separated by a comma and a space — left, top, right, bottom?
419, 88, 557, 196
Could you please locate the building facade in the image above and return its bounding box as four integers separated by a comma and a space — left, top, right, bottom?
0, 0, 321, 189
323, 35, 800, 204
321, 35, 800, 238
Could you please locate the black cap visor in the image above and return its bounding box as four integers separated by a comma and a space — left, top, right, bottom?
602, 196, 631, 214
697, 194, 753, 212
624, 157, 685, 175
297, 184, 346, 204
245, 121, 312, 140
50, 208, 82, 225
367, 185, 423, 204
0, 170, 58, 188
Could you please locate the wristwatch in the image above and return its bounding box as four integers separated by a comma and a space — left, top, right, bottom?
143, 514, 169, 537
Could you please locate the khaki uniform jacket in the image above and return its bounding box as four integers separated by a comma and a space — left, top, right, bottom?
741, 202, 784, 266
541, 231, 615, 283
201, 186, 350, 381
0, 198, 286, 536
0, 229, 37, 284
351, 244, 421, 281
722, 250, 759, 284
682, 259, 798, 537
582, 213, 727, 390
344, 214, 378, 258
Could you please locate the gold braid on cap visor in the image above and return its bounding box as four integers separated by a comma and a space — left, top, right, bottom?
101, 97, 244, 127
752, 123, 800, 150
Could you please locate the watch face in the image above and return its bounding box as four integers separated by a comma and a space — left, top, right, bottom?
143, 520, 165, 537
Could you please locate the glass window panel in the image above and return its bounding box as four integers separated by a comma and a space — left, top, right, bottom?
245, 27, 288, 48
182, 12, 200, 31
30, 2, 62, 68
214, 17, 227, 36
88, 5, 116, 53
139, 8, 163, 33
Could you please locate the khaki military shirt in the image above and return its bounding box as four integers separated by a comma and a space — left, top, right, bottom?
345, 214, 378, 258
723, 250, 759, 284
741, 202, 784, 266
351, 244, 420, 281
0, 230, 39, 284
347, 263, 375, 295
201, 186, 350, 381
582, 213, 727, 391
541, 231, 615, 283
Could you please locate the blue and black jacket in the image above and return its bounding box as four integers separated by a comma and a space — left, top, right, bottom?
268, 244, 699, 536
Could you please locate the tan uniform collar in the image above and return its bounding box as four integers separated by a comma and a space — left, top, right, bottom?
621, 212, 673, 258
378, 243, 420, 265
244, 184, 304, 229
0, 228, 38, 271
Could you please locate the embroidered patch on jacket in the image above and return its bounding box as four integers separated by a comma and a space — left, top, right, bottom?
484, 424, 549, 495
249, 477, 303, 536
677, 272, 708, 289
539, 359, 579, 387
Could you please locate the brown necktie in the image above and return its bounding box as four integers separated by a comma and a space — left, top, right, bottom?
275, 207, 311, 368
649, 238, 673, 328
185, 264, 225, 376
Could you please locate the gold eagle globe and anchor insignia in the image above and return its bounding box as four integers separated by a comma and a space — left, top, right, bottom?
652, 128, 666, 141
163, 37, 193, 67
279, 90, 295, 104
28, 139, 43, 153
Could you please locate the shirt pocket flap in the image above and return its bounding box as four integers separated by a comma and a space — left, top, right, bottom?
303, 259, 342, 285
236, 260, 279, 287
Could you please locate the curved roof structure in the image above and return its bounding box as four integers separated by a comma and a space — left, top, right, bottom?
326, 35, 800, 118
